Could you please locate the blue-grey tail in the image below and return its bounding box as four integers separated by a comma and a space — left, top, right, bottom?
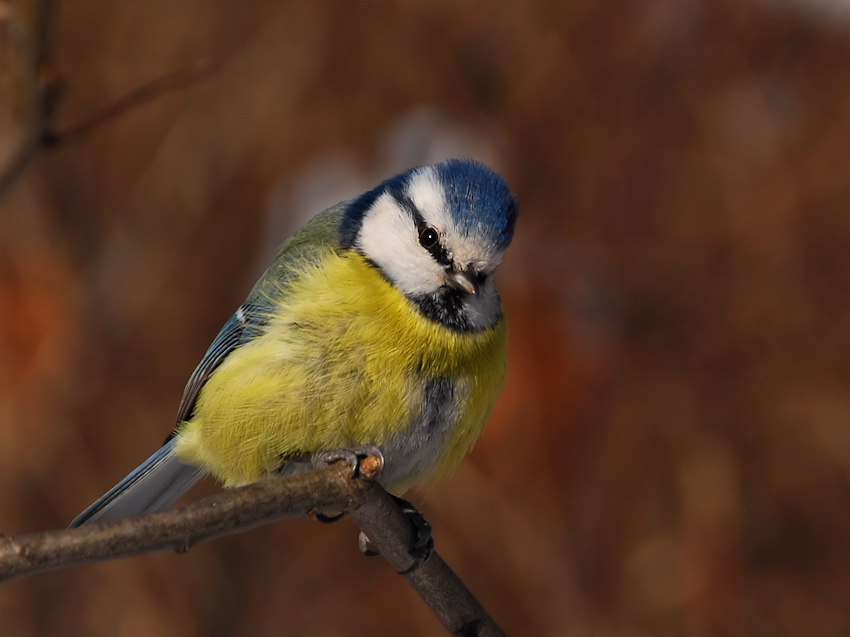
69, 439, 207, 528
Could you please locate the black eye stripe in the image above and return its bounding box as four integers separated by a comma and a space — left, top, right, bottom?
424, 237, 452, 267
389, 189, 454, 267
419, 226, 439, 248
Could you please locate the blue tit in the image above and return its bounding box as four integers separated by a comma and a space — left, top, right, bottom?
70, 159, 517, 527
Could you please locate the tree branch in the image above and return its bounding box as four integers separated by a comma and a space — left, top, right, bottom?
42, 56, 221, 146
0, 456, 505, 637
349, 482, 506, 637
0, 461, 364, 580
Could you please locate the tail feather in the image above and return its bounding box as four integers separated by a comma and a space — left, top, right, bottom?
69, 440, 206, 528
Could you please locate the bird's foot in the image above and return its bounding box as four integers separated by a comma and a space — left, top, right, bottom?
359, 495, 434, 574
311, 444, 384, 477
312, 445, 384, 524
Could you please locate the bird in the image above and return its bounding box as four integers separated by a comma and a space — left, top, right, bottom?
70, 158, 518, 528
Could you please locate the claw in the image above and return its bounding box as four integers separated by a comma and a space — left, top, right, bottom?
311, 445, 385, 479
390, 495, 435, 574
311, 445, 384, 525
315, 511, 345, 524
358, 531, 380, 557
355, 499, 434, 573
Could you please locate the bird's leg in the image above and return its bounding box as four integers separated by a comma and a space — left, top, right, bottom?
311, 445, 384, 523
359, 495, 435, 574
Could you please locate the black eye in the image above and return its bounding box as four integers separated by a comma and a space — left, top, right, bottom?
419, 226, 439, 249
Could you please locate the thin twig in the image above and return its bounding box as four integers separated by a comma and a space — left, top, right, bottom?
349, 485, 507, 637
0, 0, 55, 198
0, 456, 505, 637
0, 461, 363, 582
43, 56, 221, 146
1, 55, 220, 198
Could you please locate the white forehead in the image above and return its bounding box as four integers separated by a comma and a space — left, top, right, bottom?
406, 167, 453, 231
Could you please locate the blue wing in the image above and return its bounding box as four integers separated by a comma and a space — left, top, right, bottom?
172, 301, 271, 427
69, 302, 272, 528
172, 206, 348, 426
69, 206, 345, 527
68, 438, 204, 527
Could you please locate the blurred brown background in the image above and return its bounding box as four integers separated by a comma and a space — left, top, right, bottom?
2, 0, 850, 635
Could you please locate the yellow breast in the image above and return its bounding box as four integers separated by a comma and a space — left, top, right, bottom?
173, 249, 508, 489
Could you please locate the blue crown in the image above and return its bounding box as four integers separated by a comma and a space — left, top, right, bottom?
434, 159, 517, 251
341, 159, 517, 251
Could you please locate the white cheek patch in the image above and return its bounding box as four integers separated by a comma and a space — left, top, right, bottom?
355, 192, 444, 296
356, 169, 506, 311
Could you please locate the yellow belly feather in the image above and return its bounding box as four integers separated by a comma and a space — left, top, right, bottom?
173, 250, 508, 488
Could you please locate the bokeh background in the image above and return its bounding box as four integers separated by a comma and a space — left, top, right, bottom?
2, 0, 850, 635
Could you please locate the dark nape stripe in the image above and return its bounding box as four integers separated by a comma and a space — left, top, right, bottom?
340, 171, 413, 250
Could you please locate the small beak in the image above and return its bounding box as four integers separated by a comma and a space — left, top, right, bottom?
447, 269, 479, 296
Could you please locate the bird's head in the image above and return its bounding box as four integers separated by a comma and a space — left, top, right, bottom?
341, 160, 518, 333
